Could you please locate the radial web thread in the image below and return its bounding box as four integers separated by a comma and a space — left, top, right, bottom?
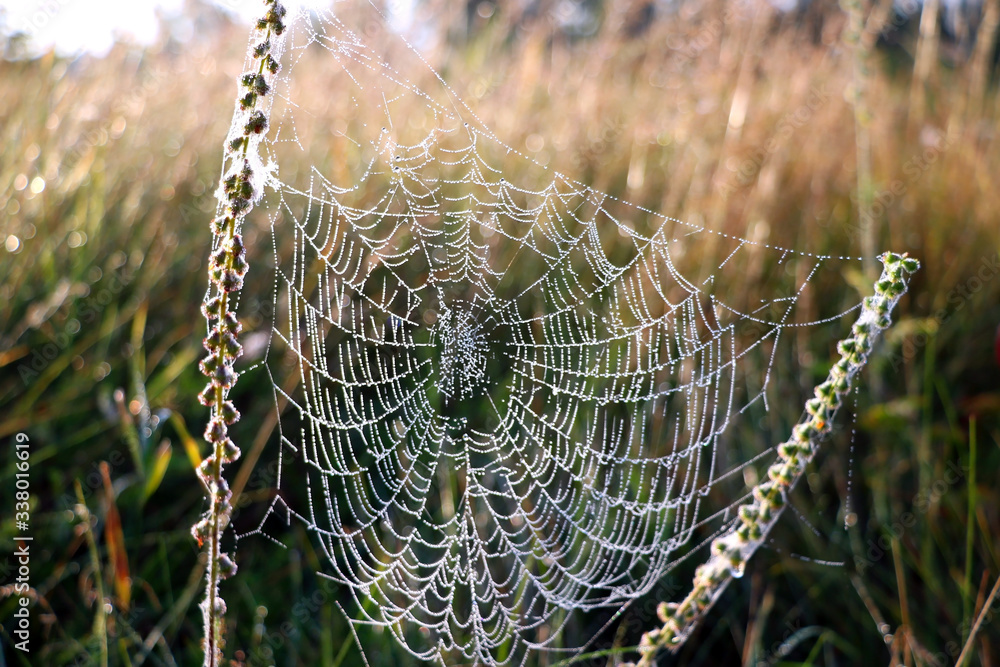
229, 5, 910, 665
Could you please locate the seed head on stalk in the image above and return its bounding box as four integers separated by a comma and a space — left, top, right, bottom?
626, 253, 919, 666
193, 2, 286, 665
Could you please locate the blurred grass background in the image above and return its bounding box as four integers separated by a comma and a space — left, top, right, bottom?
1, 0, 999, 665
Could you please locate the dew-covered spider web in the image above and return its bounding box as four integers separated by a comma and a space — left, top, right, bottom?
234, 4, 881, 665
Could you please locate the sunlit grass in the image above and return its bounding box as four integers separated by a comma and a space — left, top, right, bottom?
1, 2, 998, 665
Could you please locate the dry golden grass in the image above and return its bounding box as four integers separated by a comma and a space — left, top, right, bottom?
1, 1, 998, 664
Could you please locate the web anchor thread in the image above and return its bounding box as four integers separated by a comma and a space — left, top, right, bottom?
630, 251, 920, 665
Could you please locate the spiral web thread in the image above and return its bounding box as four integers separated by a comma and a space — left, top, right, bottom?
233, 4, 911, 665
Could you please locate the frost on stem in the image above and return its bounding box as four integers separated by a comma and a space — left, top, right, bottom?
194, 2, 286, 666
629, 252, 920, 667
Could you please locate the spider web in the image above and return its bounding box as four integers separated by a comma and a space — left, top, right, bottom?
236, 4, 870, 665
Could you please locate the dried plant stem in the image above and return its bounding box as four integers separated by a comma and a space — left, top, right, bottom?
75, 480, 109, 667
842, 0, 877, 281
629, 252, 919, 666
956, 574, 1000, 667
910, 0, 941, 131
193, 2, 286, 666
966, 0, 1000, 122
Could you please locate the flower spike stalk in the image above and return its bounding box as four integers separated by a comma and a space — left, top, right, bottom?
194, 2, 286, 665
628, 252, 920, 666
